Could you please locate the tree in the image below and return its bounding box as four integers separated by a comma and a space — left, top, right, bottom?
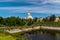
43, 18, 47, 22
27, 19, 34, 26
0, 17, 4, 24
49, 15, 56, 22
33, 17, 38, 22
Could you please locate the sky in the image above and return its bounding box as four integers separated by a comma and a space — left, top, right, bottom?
0, 0, 60, 18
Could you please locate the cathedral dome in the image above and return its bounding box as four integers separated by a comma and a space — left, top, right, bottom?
25, 12, 33, 19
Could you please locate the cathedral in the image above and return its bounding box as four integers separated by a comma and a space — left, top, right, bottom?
25, 12, 33, 19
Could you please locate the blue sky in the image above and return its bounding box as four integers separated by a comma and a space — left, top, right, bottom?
0, 0, 60, 18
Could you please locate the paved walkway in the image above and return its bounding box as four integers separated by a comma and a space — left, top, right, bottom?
6, 26, 40, 33
6, 26, 60, 33
41, 26, 60, 30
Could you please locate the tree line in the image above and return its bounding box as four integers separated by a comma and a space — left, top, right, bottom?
0, 16, 34, 26
43, 15, 56, 22
0, 15, 59, 27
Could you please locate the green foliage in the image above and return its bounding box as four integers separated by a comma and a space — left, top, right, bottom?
49, 15, 56, 22
43, 14, 56, 22
0, 15, 59, 27
33, 17, 38, 22
33, 22, 60, 27
27, 19, 34, 26
0, 16, 26, 26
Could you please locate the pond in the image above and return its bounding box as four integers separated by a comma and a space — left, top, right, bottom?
23, 32, 60, 40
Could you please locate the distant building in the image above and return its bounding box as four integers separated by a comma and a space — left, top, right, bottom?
25, 12, 33, 19
54, 17, 60, 22
47, 16, 50, 20
37, 17, 43, 22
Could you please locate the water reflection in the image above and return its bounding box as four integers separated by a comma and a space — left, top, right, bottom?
23, 32, 56, 40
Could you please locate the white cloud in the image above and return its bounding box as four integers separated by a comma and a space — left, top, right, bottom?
0, 0, 60, 14
0, 7, 60, 14
47, 0, 60, 3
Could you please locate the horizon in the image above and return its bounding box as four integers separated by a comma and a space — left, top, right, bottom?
0, 0, 60, 18
0, 13, 60, 18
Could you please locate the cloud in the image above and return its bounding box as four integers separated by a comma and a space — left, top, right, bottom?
0, 0, 60, 14
47, 0, 60, 3
0, 7, 60, 14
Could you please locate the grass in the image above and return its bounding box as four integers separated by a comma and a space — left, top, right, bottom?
33, 22, 60, 27
0, 33, 16, 40
0, 22, 60, 40
0, 29, 27, 40
0, 36, 15, 40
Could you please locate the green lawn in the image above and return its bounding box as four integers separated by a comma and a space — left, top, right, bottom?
0, 36, 15, 40
0, 33, 15, 40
